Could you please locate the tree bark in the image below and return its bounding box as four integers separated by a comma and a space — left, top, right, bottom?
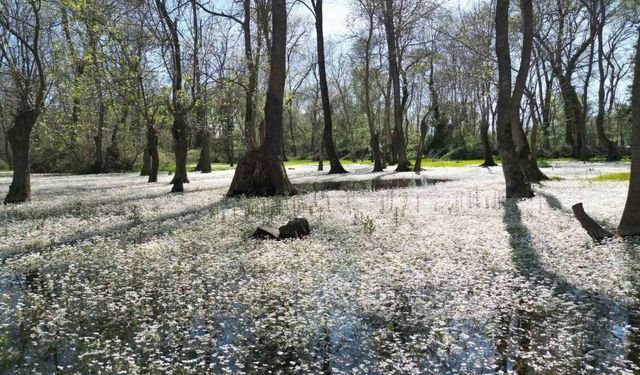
227, 0, 296, 197
4, 109, 37, 204
141, 146, 151, 176
383, 0, 410, 171
195, 127, 212, 173
618, 30, 640, 236
495, 0, 533, 199
170, 110, 190, 192
314, 0, 347, 174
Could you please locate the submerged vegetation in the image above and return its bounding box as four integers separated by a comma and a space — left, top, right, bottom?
1, 162, 639, 373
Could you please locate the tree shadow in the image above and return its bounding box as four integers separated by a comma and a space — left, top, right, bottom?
1, 196, 236, 263
622, 239, 640, 369
0, 185, 225, 224
500, 199, 626, 372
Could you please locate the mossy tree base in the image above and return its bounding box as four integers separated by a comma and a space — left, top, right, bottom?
4, 183, 30, 204
227, 148, 297, 197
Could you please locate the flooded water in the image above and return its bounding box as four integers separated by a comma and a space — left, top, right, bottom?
1, 165, 639, 374
295, 177, 451, 193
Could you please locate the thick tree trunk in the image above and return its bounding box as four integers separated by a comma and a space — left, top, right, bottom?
383, 0, 410, 172
195, 128, 212, 173
315, 0, 347, 174
4, 109, 37, 204
618, 32, 640, 236
141, 147, 151, 176
495, 0, 533, 199
170, 110, 189, 192
227, 0, 296, 197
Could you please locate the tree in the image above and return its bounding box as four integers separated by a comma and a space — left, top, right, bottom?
227, 0, 296, 197
536, 0, 596, 160
618, 28, 640, 236
310, 0, 348, 174
0, 0, 47, 204
595, 0, 622, 161
154, 0, 192, 193
383, 0, 410, 171
495, 0, 534, 198
356, 0, 384, 172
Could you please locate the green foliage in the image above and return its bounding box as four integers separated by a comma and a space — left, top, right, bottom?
591, 172, 630, 182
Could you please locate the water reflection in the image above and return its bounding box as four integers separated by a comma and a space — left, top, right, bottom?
295, 177, 451, 193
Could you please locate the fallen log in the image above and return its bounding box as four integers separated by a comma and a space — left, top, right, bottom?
572, 203, 614, 243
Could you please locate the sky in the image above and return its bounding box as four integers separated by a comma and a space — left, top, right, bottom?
320, 0, 474, 37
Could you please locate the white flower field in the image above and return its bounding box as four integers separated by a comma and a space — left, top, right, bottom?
0, 162, 638, 374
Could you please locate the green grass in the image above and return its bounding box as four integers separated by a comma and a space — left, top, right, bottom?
540, 157, 631, 164
591, 172, 630, 182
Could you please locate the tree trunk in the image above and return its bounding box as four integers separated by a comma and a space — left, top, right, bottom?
558, 73, 587, 160
495, 0, 533, 199
170, 110, 189, 192
225, 114, 235, 166
480, 81, 497, 167
196, 128, 212, 173
526, 96, 549, 182
141, 146, 151, 176
227, 0, 296, 197
362, 9, 383, 172
383, 0, 409, 172
147, 120, 159, 183
4, 109, 37, 204
383, 77, 395, 165
596, 0, 621, 162
315, 0, 347, 174
105, 107, 127, 172
92, 100, 105, 173
480, 118, 497, 167
414, 113, 428, 173
618, 31, 640, 236
243, 0, 257, 149
288, 104, 297, 157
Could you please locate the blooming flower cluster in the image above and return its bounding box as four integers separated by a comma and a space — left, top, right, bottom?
0, 161, 637, 374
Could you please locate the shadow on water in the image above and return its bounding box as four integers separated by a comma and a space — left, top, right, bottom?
501, 199, 630, 373
0, 196, 235, 263
622, 238, 640, 370
295, 176, 451, 193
